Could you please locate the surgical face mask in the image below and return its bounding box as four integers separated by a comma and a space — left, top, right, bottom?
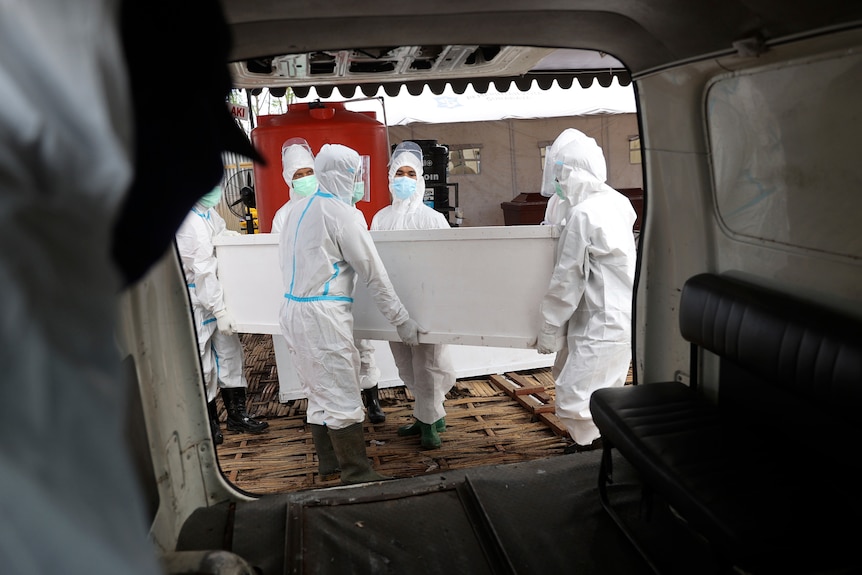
554, 180, 565, 200
199, 186, 223, 208
391, 176, 417, 200
291, 174, 317, 197
352, 182, 365, 204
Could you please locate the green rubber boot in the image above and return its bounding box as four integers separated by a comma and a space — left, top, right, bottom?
419, 421, 442, 450
329, 423, 391, 485
397, 417, 446, 437
309, 424, 341, 479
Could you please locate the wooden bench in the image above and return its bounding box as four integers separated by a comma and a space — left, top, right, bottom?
590, 273, 862, 574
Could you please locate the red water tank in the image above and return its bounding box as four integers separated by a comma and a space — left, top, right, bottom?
251, 102, 390, 232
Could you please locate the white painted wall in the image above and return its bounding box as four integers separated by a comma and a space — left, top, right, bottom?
389, 113, 642, 227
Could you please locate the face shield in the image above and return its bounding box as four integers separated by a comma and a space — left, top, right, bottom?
541, 129, 587, 197
388, 141, 424, 179
349, 155, 370, 204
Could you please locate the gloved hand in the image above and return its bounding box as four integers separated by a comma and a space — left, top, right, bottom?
535, 323, 562, 354
395, 318, 424, 346
220, 230, 242, 237
214, 308, 237, 335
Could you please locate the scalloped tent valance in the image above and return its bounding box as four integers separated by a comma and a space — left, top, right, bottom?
286, 70, 630, 99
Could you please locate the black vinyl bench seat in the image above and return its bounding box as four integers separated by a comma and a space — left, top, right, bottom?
590, 273, 862, 574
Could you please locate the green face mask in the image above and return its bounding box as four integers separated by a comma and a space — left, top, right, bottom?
291, 174, 318, 197
199, 186, 223, 208
554, 181, 565, 200
352, 182, 365, 204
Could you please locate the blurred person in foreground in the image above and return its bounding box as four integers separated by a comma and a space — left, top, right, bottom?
0, 0, 261, 572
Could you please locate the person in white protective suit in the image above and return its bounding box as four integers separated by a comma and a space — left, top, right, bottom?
370, 142, 455, 449
176, 186, 269, 443
271, 137, 319, 234
272, 140, 387, 424
278, 143, 424, 484
539, 129, 597, 380
533, 130, 637, 453
540, 128, 583, 227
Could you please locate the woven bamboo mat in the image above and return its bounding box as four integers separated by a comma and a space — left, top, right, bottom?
214, 334, 630, 495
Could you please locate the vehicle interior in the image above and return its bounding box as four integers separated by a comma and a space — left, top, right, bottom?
117, 2, 862, 574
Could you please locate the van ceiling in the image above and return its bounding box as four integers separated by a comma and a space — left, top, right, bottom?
221, 0, 862, 95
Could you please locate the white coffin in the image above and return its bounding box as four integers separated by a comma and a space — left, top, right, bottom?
214, 225, 561, 401
270, 335, 558, 401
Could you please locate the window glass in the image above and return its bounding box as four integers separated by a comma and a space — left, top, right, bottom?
448, 145, 481, 175
706, 51, 862, 256
628, 136, 641, 164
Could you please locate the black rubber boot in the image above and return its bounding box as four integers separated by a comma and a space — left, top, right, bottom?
329, 423, 390, 485
221, 387, 269, 434
362, 386, 386, 424
309, 424, 341, 479
207, 400, 224, 445
563, 437, 603, 454
397, 417, 446, 436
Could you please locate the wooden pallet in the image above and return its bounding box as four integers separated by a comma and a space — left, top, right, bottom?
488, 371, 570, 437
214, 335, 574, 495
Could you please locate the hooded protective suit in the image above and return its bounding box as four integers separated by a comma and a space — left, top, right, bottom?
371, 143, 454, 430
272, 142, 382, 399
371, 142, 451, 231
271, 139, 317, 234
536, 131, 636, 446
278, 144, 417, 429
540, 128, 597, 227
175, 194, 247, 402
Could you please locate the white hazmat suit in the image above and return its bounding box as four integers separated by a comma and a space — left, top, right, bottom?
541, 129, 608, 379
278, 144, 420, 484
371, 142, 454, 448
273, 140, 385, 421
176, 196, 246, 400
535, 131, 636, 447
176, 191, 269, 440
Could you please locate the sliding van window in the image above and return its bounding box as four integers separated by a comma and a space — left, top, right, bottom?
705, 49, 862, 258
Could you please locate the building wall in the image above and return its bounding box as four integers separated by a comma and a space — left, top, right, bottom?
389, 113, 641, 227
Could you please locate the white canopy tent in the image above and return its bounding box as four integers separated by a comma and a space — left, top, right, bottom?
290, 77, 636, 125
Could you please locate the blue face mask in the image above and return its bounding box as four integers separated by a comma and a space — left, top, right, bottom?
198, 186, 223, 208
391, 176, 417, 200
352, 182, 365, 204
291, 174, 317, 197
554, 180, 565, 200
